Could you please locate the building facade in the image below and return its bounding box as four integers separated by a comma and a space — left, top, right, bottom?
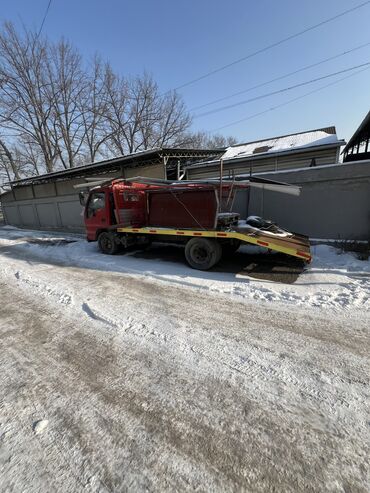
0, 148, 221, 232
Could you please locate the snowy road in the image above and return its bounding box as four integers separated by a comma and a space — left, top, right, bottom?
0, 227, 369, 491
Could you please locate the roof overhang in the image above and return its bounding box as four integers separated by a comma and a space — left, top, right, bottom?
6, 148, 223, 187
342, 110, 370, 154
185, 141, 346, 171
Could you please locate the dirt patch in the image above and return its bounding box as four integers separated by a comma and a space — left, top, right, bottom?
26, 238, 77, 246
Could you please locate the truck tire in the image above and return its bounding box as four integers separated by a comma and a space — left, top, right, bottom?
98, 231, 120, 255
185, 238, 222, 270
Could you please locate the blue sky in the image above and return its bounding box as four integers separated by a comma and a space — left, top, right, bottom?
1, 0, 370, 143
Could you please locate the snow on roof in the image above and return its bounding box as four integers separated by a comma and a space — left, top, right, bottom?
222, 127, 342, 160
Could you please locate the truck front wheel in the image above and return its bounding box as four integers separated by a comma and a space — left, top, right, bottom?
185, 238, 222, 270
98, 231, 120, 255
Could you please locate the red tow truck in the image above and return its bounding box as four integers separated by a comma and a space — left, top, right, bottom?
78, 177, 311, 270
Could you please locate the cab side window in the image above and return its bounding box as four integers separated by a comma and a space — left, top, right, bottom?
87, 192, 105, 218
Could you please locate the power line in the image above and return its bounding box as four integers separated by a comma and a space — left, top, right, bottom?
190, 41, 370, 112
211, 66, 370, 132
173, 0, 370, 91
193, 61, 370, 119
36, 0, 52, 40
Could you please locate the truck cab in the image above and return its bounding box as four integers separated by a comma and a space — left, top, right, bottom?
84, 187, 112, 241
82, 181, 149, 241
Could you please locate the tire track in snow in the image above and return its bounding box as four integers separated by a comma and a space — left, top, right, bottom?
2, 238, 369, 435
1, 270, 369, 490
8, 259, 369, 426
4, 345, 112, 493
86, 302, 368, 432
13, 270, 72, 305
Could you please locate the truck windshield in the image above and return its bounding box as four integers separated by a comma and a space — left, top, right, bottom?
87, 192, 105, 217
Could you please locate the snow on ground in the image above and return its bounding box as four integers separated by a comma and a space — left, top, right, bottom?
0, 226, 369, 491
0, 225, 368, 313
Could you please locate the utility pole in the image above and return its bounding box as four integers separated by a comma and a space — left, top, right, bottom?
219, 158, 223, 213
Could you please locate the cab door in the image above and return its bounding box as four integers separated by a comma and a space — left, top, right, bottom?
85, 191, 108, 240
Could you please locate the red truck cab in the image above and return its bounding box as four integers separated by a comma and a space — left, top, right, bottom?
84, 187, 111, 241
84, 182, 150, 241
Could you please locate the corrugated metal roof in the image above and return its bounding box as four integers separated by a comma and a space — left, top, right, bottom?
185, 128, 345, 172
6, 147, 223, 187
222, 127, 343, 160
342, 110, 370, 153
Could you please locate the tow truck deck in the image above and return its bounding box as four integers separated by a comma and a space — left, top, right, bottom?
116, 225, 311, 262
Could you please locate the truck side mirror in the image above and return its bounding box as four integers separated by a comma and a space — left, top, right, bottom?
79, 191, 87, 206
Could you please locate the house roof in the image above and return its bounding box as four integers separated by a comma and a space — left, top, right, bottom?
183, 127, 345, 172
6, 147, 223, 187
222, 126, 344, 160
343, 110, 370, 154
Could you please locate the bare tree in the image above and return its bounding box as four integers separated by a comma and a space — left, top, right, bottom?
127, 73, 159, 152
0, 136, 20, 180
0, 22, 236, 182
13, 136, 44, 175
146, 89, 192, 149
46, 39, 86, 168
79, 56, 111, 162
0, 135, 40, 184
0, 22, 59, 172
103, 65, 131, 156
183, 131, 237, 149
104, 73, 192, 155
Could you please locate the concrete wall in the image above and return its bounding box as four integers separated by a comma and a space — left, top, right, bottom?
233, 160, 370, 240
2, 160, 370, 240
0, 164, 165, 233
0, 175, 104, 233
1, 192, 85, 232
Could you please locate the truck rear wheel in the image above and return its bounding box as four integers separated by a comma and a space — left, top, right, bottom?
98, 231, 120, 255
185, 238, 222, 270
